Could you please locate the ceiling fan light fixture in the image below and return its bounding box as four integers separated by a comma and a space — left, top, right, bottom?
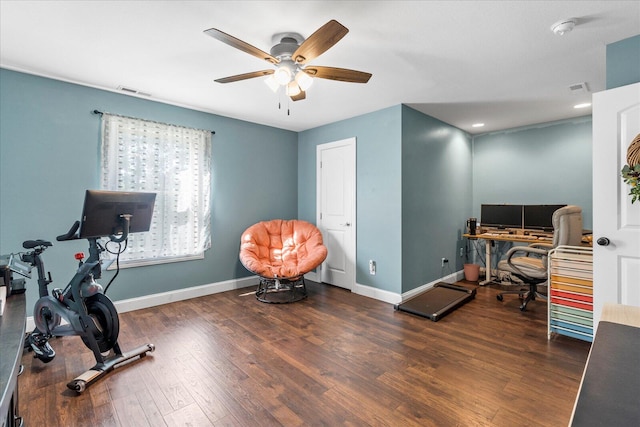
274, 66, 292, 85
295, 70, 313, 91
264, 75, 279, 92
286, 81, 301, 97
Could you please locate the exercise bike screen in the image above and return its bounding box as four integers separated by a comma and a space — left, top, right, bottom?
79, 190, 156, 239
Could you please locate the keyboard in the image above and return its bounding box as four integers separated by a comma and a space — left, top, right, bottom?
479, 233, 550, 241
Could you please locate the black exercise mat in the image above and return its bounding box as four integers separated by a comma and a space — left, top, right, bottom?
394, 282, 476, 322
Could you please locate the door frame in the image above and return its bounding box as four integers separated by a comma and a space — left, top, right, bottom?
316, 137, 356, 291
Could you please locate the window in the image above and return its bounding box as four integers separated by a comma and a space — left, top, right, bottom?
101, 113, 212, 266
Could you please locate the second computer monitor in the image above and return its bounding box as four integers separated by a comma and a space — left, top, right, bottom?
523, 204, 566, 232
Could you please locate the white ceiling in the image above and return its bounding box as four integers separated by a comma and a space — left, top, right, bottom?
1, 1, 639, 134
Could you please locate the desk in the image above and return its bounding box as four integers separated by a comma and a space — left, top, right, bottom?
463, 233, 553, 285
569, 303, 640, 426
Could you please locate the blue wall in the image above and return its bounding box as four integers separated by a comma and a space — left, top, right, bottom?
298, 105, 474, 295
401, 106, 472, 292
0, 69, 298, 309
298, 106, 403, 293
606, 34, 640, 89
472, 117, 593, 229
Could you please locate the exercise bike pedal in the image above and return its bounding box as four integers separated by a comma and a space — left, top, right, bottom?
25, 332, 56, 363
66, 343, 155, 393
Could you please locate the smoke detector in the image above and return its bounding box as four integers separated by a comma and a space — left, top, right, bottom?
551, 18, 577, 36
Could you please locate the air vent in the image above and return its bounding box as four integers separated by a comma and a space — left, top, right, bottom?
568, 82, 589, 93
117, 86, 151, 97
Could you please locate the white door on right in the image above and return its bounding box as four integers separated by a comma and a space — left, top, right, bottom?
592, 82, 640, 326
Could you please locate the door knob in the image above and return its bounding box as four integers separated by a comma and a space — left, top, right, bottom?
340, 222, 351, 226
596, 237, 610, 246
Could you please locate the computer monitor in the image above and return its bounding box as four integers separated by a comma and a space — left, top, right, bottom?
523, 204, 566, 232
480, 204, 523, 229
78, 190, 156, 239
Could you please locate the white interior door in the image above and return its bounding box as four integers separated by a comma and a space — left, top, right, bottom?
592, 82, 640, 326
317, 138, 356, 290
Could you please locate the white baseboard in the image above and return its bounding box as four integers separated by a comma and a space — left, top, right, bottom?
353, 282, 402, 305
112, 276, 257, 313
400, 270, 464, 302
353, 270, 464, 305
304, 271, 319, 282
26, 276, 257, 331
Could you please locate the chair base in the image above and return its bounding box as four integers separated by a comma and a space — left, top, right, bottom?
256, 276, 307, 303
497, 278, 547, 311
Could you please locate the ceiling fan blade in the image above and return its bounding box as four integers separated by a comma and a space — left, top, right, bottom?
290, 90, 306, 102
293, 20, 349, 64
215, 70, 274, 83
204, 28, 279, 64
303, 66, 372, 83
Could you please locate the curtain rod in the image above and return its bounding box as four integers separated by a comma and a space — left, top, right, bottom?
92, 109, 215, 135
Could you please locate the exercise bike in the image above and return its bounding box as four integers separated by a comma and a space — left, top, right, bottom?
20, 191, 156, 393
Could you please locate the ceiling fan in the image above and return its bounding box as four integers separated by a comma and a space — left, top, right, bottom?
204, 19, 372, 101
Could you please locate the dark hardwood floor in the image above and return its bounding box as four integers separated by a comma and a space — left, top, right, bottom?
19, 280, 590, 426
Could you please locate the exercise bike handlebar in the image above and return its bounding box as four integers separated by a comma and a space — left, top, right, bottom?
56, 217, 131, 244
57, 220, 81, 241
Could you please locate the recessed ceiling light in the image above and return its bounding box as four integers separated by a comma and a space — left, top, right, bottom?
472, 123, 485, 128
574, 103, 591, 109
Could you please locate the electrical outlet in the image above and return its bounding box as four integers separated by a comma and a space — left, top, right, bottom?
441, 257, 449, 267
460, 247, 464, 257
369, 260, 376, 275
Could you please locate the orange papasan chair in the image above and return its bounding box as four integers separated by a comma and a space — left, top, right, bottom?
239, 219, 328, 303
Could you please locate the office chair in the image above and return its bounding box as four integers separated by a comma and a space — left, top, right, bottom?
496, 205, 583, 311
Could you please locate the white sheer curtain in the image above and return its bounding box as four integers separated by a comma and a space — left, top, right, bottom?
101, 113, 212, 265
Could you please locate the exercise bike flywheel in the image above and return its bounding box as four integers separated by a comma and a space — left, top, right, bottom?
81, 293, 120, 353
33, 296, 63, 334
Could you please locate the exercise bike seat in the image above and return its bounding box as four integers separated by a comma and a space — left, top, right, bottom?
23, 239, 52, 249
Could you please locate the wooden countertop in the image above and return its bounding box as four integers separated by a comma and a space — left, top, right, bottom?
600, 302, 640, 328
463, 232, 554, 243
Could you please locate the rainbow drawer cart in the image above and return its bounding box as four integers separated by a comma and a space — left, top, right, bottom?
548, 245, 594, 342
